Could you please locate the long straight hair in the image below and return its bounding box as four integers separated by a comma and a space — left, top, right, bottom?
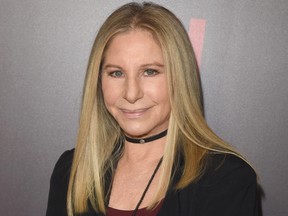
67, 2, 242, 215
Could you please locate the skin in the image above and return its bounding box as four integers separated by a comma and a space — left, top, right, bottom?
101, 29, 170, 209
101, 29, 171, 139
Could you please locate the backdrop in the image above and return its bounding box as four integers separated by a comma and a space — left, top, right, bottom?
1, 0, 287, 215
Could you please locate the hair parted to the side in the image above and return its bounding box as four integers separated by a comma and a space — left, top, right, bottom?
67, 2, 242, 215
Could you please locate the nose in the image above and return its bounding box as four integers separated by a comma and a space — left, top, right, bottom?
123, 77, 144, 104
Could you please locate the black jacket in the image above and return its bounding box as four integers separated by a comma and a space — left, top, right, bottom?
46, 149, 259, 216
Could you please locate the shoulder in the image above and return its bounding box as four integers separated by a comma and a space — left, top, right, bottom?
199, 152, 256, 187
46, 149, 75, 216
156, 153, 259, 216
54, 149, 75, 170
50, 149, 75, 182
177, 153, 258, 215
191, 153, 259, 215
48, 149, 75, 197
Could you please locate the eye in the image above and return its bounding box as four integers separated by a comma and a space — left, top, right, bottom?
109, 70, 124, 78
144, 69, 159, 76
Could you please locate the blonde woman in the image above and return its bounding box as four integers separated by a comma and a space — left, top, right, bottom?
46, 2, 259, 216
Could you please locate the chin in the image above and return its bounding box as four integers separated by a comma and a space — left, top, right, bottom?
122, 127, 152, 138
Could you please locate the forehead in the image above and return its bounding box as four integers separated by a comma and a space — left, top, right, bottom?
103, 29, 163, 63
106, 28, 161, 50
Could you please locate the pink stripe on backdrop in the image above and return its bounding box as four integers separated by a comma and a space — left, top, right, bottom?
188, 18, 206, 67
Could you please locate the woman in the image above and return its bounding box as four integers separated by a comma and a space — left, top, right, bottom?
46, 2, 259, 216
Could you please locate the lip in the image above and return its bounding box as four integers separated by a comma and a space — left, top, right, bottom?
120, 108, 149, 119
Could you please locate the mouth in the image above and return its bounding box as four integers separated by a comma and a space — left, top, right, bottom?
120, 108, 149, 119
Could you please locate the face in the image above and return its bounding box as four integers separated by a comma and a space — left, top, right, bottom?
101, 30, 171, 138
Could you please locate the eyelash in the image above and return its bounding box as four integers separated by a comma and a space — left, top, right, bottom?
108, 71, 123, 78
143, 69, 159, 76
107, 68, 160, 78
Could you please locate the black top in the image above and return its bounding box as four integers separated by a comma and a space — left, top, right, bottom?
46, 149, 259, 216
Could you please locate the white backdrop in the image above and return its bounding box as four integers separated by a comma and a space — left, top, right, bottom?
1, 0, 287, 215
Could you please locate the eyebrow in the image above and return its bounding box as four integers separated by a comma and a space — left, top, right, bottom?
102, 64, 123, 70
102, 62, 164, 70
141, 62, 164, 68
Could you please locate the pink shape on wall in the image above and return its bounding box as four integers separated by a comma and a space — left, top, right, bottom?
188, 18, 206, 67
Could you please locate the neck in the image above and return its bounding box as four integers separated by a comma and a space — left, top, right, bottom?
123, 137, 166, 162
122, 129, 167, 162
125, 129, 168, 144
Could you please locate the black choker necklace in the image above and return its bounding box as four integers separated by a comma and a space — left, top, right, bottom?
125, 129, 168, 144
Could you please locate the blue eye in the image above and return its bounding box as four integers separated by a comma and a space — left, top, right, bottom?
109, 71, 123, 77
144, 69, 158, 76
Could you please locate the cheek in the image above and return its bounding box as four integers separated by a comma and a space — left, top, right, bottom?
101, 84, 116, 108
158, 86, 171, 114
148, 81, 170, 104
102, 87, 124, 120
101, 77, 124, 107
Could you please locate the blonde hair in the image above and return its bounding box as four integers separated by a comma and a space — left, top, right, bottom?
67, 2, 241, 215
